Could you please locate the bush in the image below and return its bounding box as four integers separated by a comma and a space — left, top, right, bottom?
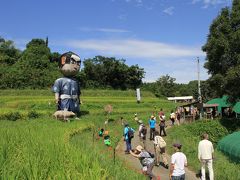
3, 112, 22, 121
27, 110, 40, 119
185, 120, 228, 144
220, 117, 240, 133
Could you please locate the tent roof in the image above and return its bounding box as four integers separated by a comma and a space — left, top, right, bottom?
206, 96, 231, 107
233, 102, 240, 114
207, 96, 240, 114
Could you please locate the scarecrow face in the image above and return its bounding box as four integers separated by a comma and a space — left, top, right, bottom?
59, 52, 81, 77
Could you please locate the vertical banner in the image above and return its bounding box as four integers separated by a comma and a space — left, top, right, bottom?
136, 88, 141, 103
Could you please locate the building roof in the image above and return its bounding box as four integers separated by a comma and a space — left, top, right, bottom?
167, 96, 193, 101
203, 103, 218, 108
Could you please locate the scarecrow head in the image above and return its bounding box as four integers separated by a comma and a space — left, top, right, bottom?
59, 51, 81, 77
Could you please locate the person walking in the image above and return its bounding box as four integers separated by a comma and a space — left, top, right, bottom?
170, 110, 176, 126
158, 108, 164, 118
138, 120, 147, 149
153, 131, 169, 168
159, 114, 167, 136
149, 115, 156, 140
175, 111, 180, 126
123, 123, 135, 154
130, 145, 156, 180
170, 143, 187, 180
134, 113, 139, 123
198, 133, 214, 180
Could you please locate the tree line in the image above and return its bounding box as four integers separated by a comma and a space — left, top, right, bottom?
0, 38, 145, 90
1, 0, 239, 103
0, 37, 207, 99
0, 35, 230, 102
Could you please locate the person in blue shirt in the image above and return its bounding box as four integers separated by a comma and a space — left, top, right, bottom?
149, 115, 156, 140
123, 123, 135, 154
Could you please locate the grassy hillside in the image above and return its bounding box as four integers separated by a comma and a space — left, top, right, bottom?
0, 89, 176, 179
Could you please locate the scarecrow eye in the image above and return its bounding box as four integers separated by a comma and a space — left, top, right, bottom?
70, 59, 76, 64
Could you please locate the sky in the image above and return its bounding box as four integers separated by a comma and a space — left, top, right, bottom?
0, 0, 233, 83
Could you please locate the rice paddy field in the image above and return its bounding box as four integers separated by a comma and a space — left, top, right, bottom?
2, 89, 238, 179
0, 89, 176, 179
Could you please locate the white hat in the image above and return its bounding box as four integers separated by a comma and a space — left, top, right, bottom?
136, 145, 143, 152
138, 120, 143, 124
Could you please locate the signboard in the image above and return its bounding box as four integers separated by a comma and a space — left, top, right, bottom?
136, 88, 141, 103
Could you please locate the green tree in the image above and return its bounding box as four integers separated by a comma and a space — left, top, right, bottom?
154, 74, 176, 97
0, 37, 21, 65
82, 56, 144, 89
0, 37, 21, 88
10, 39, 60, 88
203, 0, 240, 102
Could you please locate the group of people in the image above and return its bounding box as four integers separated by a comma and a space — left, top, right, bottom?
123, 112, 215, 180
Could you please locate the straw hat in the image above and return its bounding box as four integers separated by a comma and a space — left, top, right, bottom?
138, 120, 143, 124
136, 145, 143, 152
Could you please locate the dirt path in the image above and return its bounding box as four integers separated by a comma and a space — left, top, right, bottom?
116, 123, 199, 180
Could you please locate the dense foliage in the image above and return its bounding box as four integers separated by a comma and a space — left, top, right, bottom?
0, 37, 145, 90
79, 56, 145, 90
141, 76, 212, 102
203, 0, 240, 103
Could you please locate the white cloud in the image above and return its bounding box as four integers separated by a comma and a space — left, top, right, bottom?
143, 58, 209, 83
59, 38, 206, 83
163, 6, 174, 15
79, 27, 130, 33
65, 39, 204, 59
192, 0, 231, 8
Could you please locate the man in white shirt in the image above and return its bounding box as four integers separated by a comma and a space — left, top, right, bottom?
170, 143, 187, 180
198, 133, 214, 180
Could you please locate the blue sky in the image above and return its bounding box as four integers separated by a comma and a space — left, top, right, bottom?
0, 0, 232, 83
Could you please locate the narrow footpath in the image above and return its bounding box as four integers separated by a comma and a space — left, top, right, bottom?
116, 123, 198, 180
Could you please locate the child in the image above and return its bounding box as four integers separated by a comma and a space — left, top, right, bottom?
104, 135, 111, 146
98, 128, 104, 137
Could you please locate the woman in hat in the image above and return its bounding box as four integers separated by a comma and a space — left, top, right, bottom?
130, 145, 156, 179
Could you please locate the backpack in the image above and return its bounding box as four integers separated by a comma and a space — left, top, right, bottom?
141, 125, 147, 136
155, 136, 166, 148
140, 151, 155, 166
148, 151, 155, 158
128, 128, 134, 139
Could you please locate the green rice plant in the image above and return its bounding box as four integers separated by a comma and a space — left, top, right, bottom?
0, 89, 177, 179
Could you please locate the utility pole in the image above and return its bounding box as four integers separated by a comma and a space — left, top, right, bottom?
197, 57, 203, 119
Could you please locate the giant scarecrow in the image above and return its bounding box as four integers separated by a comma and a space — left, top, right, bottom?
52, 52, 81, 115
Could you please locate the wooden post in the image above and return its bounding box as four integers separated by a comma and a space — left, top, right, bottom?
92, 128, 95, 145
113, 147, 116, 165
